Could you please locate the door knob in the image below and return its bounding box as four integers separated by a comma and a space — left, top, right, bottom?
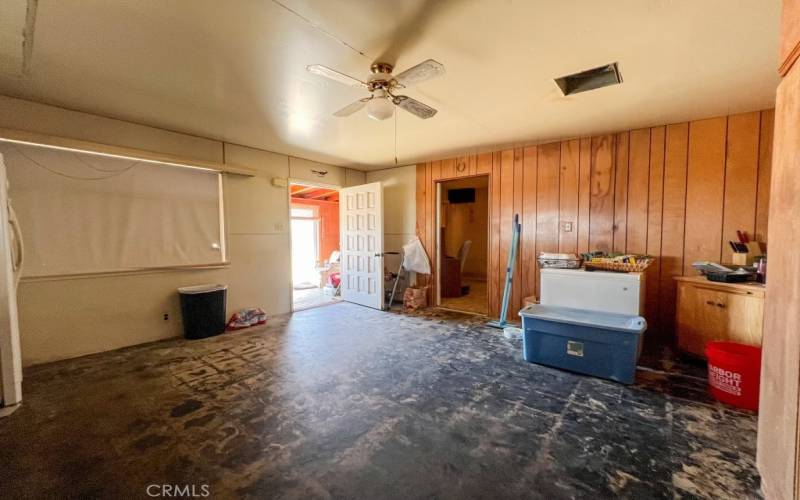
374, 253, 383, 257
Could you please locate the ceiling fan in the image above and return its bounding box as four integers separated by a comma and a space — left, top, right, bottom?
306, 59, 445, 121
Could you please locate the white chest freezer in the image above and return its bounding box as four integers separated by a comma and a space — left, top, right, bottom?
539, 268, 645, 315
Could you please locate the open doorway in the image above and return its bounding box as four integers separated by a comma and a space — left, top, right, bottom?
438, 176, 489, 315
290, 182, 341, 311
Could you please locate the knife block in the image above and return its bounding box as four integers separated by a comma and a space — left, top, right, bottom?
732, 253, 748, 265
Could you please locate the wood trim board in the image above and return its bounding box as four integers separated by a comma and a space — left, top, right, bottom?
757, 60, 800, 500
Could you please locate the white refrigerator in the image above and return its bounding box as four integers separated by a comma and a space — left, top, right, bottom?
0, 153, 23, 410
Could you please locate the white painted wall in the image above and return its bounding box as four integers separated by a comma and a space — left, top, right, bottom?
0, 95, 365, 366
344, 168, 367, 187
366, 165, 417, 273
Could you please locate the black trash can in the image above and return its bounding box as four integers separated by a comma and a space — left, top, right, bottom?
178, 284, 227, 339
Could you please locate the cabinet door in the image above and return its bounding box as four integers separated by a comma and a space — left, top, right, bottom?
676, 283, 699, 354
678, 285, 728, 356
718, 292, 763, 346
694, 287, 729, 340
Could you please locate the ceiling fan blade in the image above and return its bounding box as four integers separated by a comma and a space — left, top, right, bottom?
307, 64, 368, 88
333, 97, 371, 117
394, 59, 445, 87
394, 96, 437, 119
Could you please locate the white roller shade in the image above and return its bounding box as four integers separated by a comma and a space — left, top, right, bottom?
0, 143, 225, 277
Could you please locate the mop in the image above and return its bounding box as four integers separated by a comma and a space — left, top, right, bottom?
487, 214, 523, 340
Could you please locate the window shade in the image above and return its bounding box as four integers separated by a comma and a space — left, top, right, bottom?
0, 143, 225, 277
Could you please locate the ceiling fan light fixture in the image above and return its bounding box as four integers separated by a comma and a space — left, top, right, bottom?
307, 59, 442, 120
366, 90, 394, 121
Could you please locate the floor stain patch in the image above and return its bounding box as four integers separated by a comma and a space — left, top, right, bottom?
170, 399, 203, 418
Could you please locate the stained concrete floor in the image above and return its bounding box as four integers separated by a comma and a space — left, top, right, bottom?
0, 303, 760, 499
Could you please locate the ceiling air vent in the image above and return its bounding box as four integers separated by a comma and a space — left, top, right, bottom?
554, 62, 622, 96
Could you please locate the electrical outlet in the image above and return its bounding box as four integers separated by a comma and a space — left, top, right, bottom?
562, 221, 573, 232
163, 313, 169, 321
274, 222, 285, 231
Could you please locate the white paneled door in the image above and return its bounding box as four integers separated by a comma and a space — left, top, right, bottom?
339, 182, 384, 309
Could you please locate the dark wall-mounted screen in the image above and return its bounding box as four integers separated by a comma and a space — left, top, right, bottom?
447, 188, 476, 204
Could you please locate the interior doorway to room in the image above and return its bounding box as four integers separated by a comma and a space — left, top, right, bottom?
290, 182, 341, 311
438, 176, 489, 315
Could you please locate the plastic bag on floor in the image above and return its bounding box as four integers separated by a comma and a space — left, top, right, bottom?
226, 308, 267, 331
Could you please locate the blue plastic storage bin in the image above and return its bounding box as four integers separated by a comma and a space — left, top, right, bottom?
519, 304, 647, 384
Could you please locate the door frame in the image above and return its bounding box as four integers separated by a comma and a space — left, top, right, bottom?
433, 174, 491, 313
287, 179, 341, 312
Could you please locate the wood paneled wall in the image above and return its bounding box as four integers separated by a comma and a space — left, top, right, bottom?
416, 109, 774, 340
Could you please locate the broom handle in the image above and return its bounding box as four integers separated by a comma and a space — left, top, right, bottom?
498, 214, 521, 323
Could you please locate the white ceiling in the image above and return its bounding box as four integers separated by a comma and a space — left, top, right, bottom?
0, 0, 781, 170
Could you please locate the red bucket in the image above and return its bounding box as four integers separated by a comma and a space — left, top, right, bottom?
705, 341, 762, 411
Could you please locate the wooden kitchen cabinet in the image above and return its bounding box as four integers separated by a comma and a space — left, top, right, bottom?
675, 276, 764, 357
